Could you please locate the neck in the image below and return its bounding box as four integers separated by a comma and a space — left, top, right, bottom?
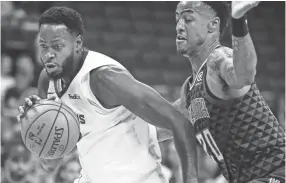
188, 35, 219, 76
62, 49, 84, 84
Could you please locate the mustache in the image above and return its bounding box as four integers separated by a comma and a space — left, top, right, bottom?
40, 57, 52, 77
41, 57, 54, 64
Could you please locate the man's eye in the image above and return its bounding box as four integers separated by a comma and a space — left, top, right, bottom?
40, 44, 48, 48
53, 45, 62, 50
185, 16, 192, 22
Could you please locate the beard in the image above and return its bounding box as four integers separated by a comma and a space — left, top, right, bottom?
44, 51, 74, 80
178, 37, 206, 58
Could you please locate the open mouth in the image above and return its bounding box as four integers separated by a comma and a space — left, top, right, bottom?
45, 63, 56, 69
176, 35, 187, 41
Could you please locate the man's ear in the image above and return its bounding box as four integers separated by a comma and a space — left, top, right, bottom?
75, 35, 83, 52
208, 17, 220, 33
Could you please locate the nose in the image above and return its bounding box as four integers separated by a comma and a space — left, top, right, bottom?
46, 52, 55, 59
176, 19, 184, 33
45, 52, 55, 62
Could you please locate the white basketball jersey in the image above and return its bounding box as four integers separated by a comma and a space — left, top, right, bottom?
47, 51, 167, 183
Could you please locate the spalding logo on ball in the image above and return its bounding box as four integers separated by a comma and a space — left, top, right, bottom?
21, 100, 80, 159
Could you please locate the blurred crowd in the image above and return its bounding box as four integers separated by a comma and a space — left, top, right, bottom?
0, 52, 81, 183
1, 1, 285, 183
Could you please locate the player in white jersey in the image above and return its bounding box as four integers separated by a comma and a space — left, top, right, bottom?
17, 6, 198, 183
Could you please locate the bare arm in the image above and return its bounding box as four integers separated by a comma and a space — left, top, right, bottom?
157, 99, 190, 142
91, 66, 198, 183
219, 2, 259, 89
220, 7, 257, 89
220, 34, 257, 89
37, 69, 64, 172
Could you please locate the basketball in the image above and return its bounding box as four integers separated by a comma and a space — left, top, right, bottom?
21, 99, 80, 159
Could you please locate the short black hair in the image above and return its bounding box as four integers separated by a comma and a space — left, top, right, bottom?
39, 6, 84, 36
203, 1, 231, 37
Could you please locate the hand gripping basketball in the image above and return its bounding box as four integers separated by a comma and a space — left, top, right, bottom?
19, 97, 80, 159
17, 95, 56, 123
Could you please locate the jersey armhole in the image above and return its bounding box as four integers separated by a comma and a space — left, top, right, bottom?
204, 66, 223, 101
85, 70, 121, 112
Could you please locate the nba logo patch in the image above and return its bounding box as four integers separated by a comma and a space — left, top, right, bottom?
197, 71, 203, 82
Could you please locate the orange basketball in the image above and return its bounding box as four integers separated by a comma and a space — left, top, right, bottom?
21, 100, 80, 159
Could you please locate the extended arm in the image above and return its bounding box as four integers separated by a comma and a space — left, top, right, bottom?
220, 33, 257, 88
91, 66, 198, 183
157, 98, 191, 143
220, 2, 259, 88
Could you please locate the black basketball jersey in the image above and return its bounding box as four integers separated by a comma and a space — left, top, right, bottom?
183, 61, 285, 183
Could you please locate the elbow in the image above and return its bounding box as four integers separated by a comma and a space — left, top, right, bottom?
235, 65, 256, 86
234, 73, 255, 88
243, 69, 256, 85
243, 77, 254, 86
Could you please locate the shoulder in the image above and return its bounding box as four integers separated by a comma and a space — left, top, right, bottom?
88, 50, 114, 60
90, 65, 131, 83
88, 50, 125, 67
208, 46, 233, 66
207, 46, 233, 76
89, 65, 132, 106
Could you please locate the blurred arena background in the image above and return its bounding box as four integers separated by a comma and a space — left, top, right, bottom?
1, 1, 285, 183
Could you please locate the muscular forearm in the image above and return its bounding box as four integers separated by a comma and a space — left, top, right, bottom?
172, 120, 198, 183
232, 16, 257, 84
137, 96, 198, 182
93, 67, 198, 181
172, 100, 198, 182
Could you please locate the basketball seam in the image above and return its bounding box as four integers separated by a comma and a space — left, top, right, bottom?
58, 110, 70, 157
61, 105, 80, 129
39, 103, 63, 158
24, 109, 60, 148
28, 102, 80, 133
54, 104, 80, 132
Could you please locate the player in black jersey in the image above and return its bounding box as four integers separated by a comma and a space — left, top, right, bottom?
174, 1, 285, 183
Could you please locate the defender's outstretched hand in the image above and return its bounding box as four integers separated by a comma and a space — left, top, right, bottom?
232, 1, 260, 19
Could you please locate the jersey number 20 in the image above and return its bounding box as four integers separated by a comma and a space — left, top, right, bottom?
196, 129, 224, 161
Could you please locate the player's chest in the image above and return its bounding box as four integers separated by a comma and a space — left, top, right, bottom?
185, 73, 231, 155
185, 70, 209, 126
186, 93, 229, 163
55, 79, 101, 134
